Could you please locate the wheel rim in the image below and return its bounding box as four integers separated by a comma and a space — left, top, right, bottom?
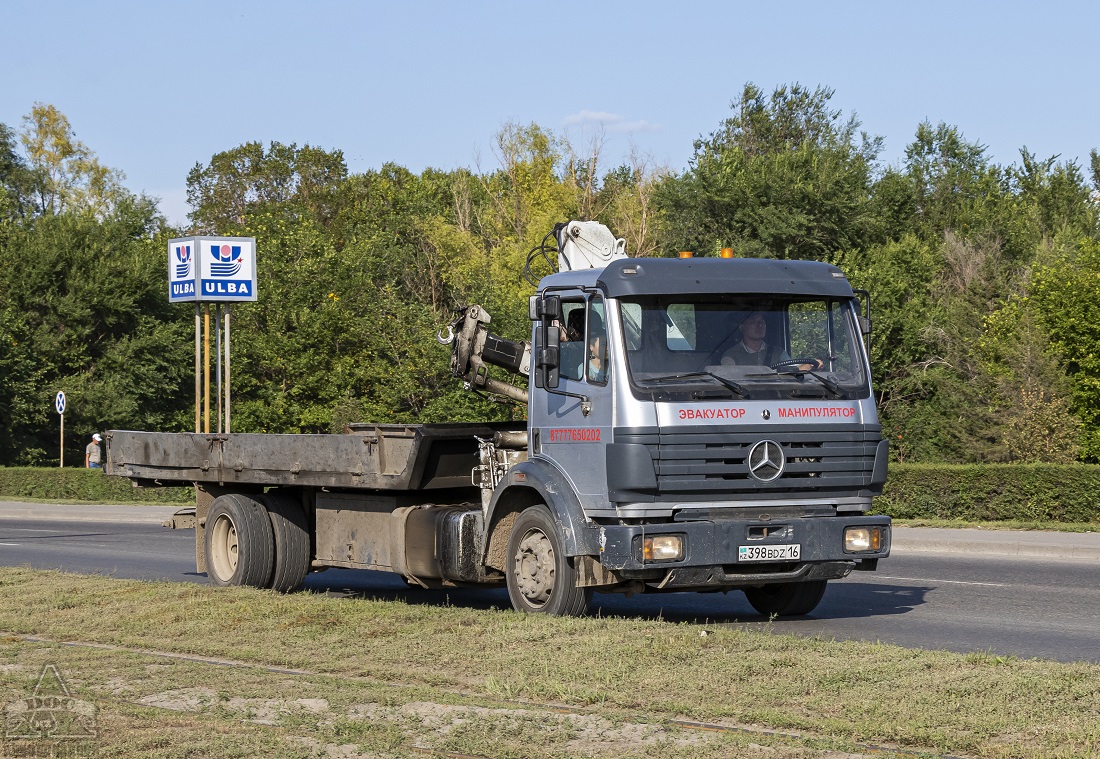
514, 527, 556, 607
209, 513, 239, 581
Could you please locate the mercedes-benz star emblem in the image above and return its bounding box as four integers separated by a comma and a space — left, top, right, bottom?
747, 440, 785, 482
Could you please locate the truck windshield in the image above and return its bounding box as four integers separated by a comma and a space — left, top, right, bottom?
618, 295, 870, 401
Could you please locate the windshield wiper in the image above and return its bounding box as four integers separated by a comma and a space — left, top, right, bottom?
756, 368, 846, 399
645, 371, 750, 398
803, 370, 847, 398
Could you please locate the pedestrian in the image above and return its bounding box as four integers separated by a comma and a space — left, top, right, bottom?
85, 433, 102, 469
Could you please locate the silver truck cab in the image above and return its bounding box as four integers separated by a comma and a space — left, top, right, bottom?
505, 254, 890, 615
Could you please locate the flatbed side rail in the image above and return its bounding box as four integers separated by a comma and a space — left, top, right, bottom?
106, 423, 525, 491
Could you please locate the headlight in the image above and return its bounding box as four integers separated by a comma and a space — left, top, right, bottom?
642, 535, 684, 562
844, 526, 883, 552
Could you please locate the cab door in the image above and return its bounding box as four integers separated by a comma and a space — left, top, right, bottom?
532, 294, 613, 506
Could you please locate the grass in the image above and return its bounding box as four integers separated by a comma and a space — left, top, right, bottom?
0, 640, 788, 758
0, 568, 1099, 757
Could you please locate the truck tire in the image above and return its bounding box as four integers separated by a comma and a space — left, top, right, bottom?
744, 580, 827, 617
505, 505, 591, 616
205, 494, 274, 588
263, 492, 311, 592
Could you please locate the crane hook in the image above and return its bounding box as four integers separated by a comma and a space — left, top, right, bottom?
437, 325, 455, 345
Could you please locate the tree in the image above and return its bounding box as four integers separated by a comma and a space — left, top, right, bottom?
5, 100, 1097, 467
1010, 149, 1096, 239
1030, 238, 1100, 460
597, 149, 667, 258
192, 148, 525, 435
186, 141, 347, 234
658, 83, 881, 259
19, 103, 125, 217
0, 199, 191, 464
478, 122, 572, 246
999, 388, 1082, 463
903, 121, 992, 233
979, 297, 1081, 462
0, 123, 36, 220
897, 122, 1047, 263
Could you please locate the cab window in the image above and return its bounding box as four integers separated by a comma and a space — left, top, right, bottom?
586, 296, 608, 384
558, 300, 585, 381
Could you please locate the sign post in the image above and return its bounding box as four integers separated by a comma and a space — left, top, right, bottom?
55, 391, 66, 467
168, 236, 257, 435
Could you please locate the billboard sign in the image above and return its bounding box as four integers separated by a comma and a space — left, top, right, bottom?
199, 237, 257, 301
168, 239, 196, 301
168, 236, 258, 303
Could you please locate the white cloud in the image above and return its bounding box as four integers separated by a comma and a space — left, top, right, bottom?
563, 110, 660, 134
564, 110, 622, 126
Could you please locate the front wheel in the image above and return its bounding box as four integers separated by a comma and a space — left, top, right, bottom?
505, 505, 591, 616
744, 580, 827, 616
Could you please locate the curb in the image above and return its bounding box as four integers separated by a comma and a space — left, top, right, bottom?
0, 502, 181, 525
891, 526, 1100, 562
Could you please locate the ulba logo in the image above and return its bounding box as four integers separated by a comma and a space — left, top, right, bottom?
174, 244, 191, 278
210, 244, 243, 277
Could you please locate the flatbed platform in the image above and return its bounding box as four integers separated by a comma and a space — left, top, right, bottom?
106, 422, 525, 491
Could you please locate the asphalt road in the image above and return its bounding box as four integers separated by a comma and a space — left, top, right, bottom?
0, 513, 1098, 664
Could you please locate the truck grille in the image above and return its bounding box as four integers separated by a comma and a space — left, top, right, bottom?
615, 425, 880, 500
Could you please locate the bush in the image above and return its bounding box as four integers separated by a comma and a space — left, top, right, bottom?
880, 463, 1100, 522
5, 463, 1099, 521
0, 467, 193, 504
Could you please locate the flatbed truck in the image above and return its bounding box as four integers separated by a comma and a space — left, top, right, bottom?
107, 221, 891, 616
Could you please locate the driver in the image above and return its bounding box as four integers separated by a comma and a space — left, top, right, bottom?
720, 311, 788, 366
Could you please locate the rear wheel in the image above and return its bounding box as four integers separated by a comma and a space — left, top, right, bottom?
205, 494, 274, 587
744, 580, 827, 617
505, 505, 591, 616
263, 492, 311, 592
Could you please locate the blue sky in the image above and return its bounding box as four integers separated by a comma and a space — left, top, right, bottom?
4, 0, 1098, 226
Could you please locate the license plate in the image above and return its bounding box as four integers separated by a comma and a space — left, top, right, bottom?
738, 544, 800, 562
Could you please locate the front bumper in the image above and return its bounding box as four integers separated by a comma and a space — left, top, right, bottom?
598, 515, 890, 589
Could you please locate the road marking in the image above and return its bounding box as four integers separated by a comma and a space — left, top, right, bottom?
877, 575, 1007, 588
0, 543, 21, 546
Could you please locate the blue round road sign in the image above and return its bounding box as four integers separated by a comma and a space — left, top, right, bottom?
55, 391, 66, 415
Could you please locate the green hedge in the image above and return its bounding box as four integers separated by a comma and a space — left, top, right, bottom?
0, 468, 193, 504
4, 463, 1100, 520
880, 463, 1100, 522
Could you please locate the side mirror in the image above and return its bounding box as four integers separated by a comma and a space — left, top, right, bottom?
535, 336, 560, 389
853, 290, 872, 335
539, 294, 561, 321
533, 294, 561, 389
